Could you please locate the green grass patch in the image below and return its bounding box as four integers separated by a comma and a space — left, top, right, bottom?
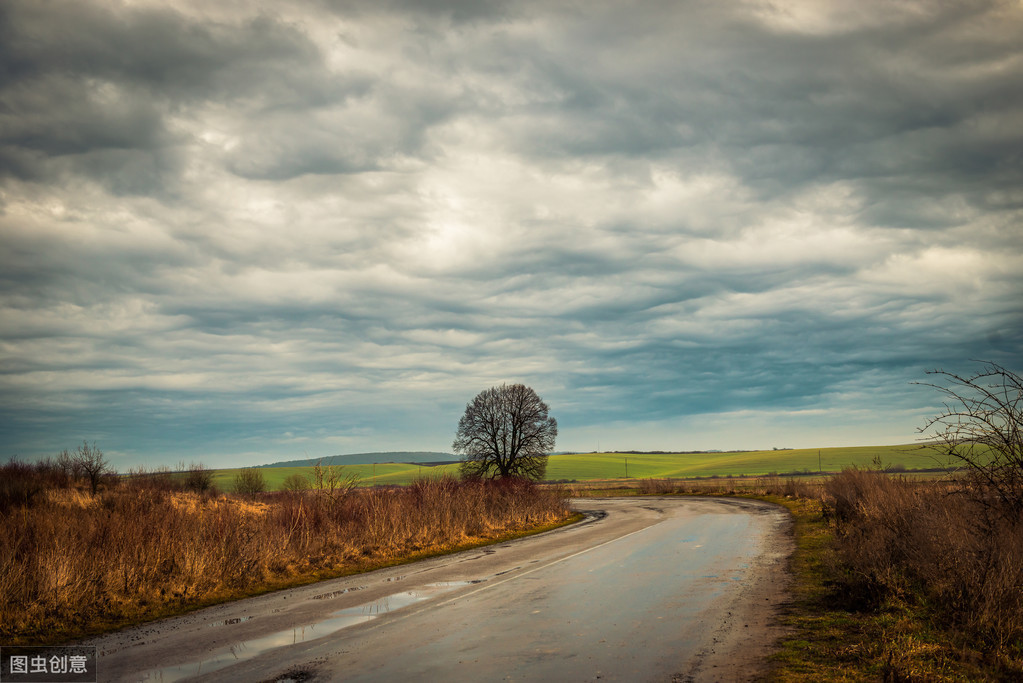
545, 444, 944, 481
206, 463, 461, 491
207, 444, 947, 491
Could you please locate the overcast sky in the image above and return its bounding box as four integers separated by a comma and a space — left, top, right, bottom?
1, 0, 1021, 468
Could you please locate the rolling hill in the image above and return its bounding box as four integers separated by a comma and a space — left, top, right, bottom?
205, 443, 952, 490
257, 451, 457, 467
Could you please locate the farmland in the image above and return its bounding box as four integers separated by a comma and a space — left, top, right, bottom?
543, 444, 940, 480
207, 463, 446, 490
206, 443, 945, 490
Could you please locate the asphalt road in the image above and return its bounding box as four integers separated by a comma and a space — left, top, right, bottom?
88, 497, 792, 682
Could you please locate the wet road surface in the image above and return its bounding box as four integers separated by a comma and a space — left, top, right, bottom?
86, 497, 792, 682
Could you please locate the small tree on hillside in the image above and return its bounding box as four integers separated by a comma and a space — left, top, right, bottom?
453, 383, 557, 481
918, 361, 1023, 518
67, 441, 110, 495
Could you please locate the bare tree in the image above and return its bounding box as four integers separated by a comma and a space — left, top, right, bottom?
917, 361, 1023, 517
71, 441, 110, 495
56, 448, 82, 481
453, 383, 557, 481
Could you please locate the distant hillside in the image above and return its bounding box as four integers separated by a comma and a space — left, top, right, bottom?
258, 452, 458, 468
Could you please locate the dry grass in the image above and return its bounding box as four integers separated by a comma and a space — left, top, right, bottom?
824, 469, 1023, 671
562, 475, 825, 500
0, 470, 570, 645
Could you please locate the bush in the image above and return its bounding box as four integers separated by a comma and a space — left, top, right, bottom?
825, 468, 1023, 655
0, 460, 48, 512
126, 465, 181, 492
184, 462, 214, 493
311, 461, 358, 509
281, 473, 310, 492
233, 468, 266, 495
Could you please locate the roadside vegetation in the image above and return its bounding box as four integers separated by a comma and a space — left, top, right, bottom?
0, 455, 571, 645
801, 469, 1021, 681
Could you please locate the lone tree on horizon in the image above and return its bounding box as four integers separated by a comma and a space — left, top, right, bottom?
453, 383, 557, 481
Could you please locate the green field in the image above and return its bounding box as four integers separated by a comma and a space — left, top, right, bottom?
206, 462, 461, 491
544, 444, 947, 480
205, 444, 949, 491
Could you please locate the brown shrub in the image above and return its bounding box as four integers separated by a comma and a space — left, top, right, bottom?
125, 465, 183, 493
825, 468, 1023, 655
0, 459, 74, 512
233, 467, 267, 495
629, 475, 824, 499
281, 473, 310, 492
0, 476, 571, 644
183, 462, 215, 493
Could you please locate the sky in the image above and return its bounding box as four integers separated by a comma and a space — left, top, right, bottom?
1, 0, 1021, 469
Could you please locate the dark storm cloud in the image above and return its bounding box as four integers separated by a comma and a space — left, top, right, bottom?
319, 0, 520, 24
456, 0, 1023, 233
0, 0, 355, 191
0, 1, 329, 100
0, 0, 1021, 464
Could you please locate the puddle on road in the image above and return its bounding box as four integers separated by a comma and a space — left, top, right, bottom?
138, 581, 483, 682
140, 614, 374, 682
431, 580, 484, 587
310, 586, 366, 600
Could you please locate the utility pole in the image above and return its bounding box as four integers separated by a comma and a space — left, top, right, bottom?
625, 456, 628, 479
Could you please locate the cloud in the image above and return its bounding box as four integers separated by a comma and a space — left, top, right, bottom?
0, 0, 344, 193
0, 0, 1021, 465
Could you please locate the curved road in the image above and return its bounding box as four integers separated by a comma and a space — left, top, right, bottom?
89, 497, 792, 682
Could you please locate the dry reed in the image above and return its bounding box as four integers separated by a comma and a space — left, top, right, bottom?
0, 469, 570, 644
825, 468, 1023, 658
